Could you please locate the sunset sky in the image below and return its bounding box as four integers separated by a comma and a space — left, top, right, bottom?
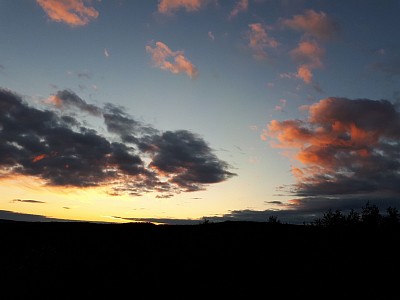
1, 0, 400, 224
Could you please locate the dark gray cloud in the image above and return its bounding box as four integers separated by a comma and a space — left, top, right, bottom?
11, 199, 46, 204
0, 210, 69, 222
51, 89, 102, 116
0, 88, 235, 197
140, 130, 236, 192
103, 103, 157, 144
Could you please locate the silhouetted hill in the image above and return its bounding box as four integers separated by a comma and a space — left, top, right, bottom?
1, 220, 398, 299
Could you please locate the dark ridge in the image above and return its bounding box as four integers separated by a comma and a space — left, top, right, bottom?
1, 219, 398, 299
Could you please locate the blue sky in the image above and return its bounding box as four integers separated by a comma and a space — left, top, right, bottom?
1, 0, 400, 224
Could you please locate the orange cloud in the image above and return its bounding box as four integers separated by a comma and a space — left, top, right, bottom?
290, 40, 324, 84
45, 95, 63, 107
247, 23, 279, 60
146, 41, 198, 79
36, 0, 99, 27
296, 65, 313, 84
230, 0, 248, 19
291, 40, 324, 68
32, 154, 47, 163
281, 9, 339, 41
263, 97, 400, 197
158, 0, 206, 14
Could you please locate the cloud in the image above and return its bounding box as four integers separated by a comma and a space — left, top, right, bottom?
290, 40, 324, 84
11, 199, 46, 204
247, 23, 279, 60
279, 40, 324, 85
157, 0, 208, 14
104, 48, 110, 57
145, 41, 198, 78
36, 0, 99, 27
274, 99, 287, 112
0, 210, 70, 222
1, 88, 234, 197
372, 56, 400, 78
229, 0, 248, 19
208, 31, 215, 41
262, 97, 400, 203
139, 130, 236, 192
290, 41, 325, 84
45, 90, 102, 116
290, 40, 324, 68
281, 9, 340, 41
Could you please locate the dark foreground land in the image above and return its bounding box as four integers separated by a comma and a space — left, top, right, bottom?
1, 220, 399, 299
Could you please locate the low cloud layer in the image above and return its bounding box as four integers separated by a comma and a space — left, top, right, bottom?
36, 0, 99, 27
146, 41, 199, 79
0, 88, 235, 197
262, 97, 400, 205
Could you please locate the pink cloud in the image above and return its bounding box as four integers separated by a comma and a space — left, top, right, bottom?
158, 0, 207, 14
247, 23, 279, 60
229, 0, 248, 19
36, 0, 99, 26
281, 9, 339, 40
145, 41, 198, 79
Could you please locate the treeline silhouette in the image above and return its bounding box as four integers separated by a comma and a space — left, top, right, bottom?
311, 201, 400, 228
1, 202, 399, 299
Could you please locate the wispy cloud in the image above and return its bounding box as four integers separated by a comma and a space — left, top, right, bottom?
247, 23, 279, 60
145, 41, 199, 79
208, 31, 215, 41
104, 48, 110, 58
36, 0, 99, 27
229, 0, 248, 19
11, 199, 46, 204
280, 9, 340, 41
262, 97, 400, 202
157, 0, 208, 15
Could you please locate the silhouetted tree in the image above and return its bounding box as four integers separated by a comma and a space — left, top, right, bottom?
361, 201, 381, 227
321, 209, 346, 227
267, 215, 281, 224
383, 206, 400, 227
312, 202, 400, 229
346, 209, 360, 226
199, 217, 211, 225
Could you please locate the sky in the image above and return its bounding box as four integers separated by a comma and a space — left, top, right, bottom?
1, 0, 400, 224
